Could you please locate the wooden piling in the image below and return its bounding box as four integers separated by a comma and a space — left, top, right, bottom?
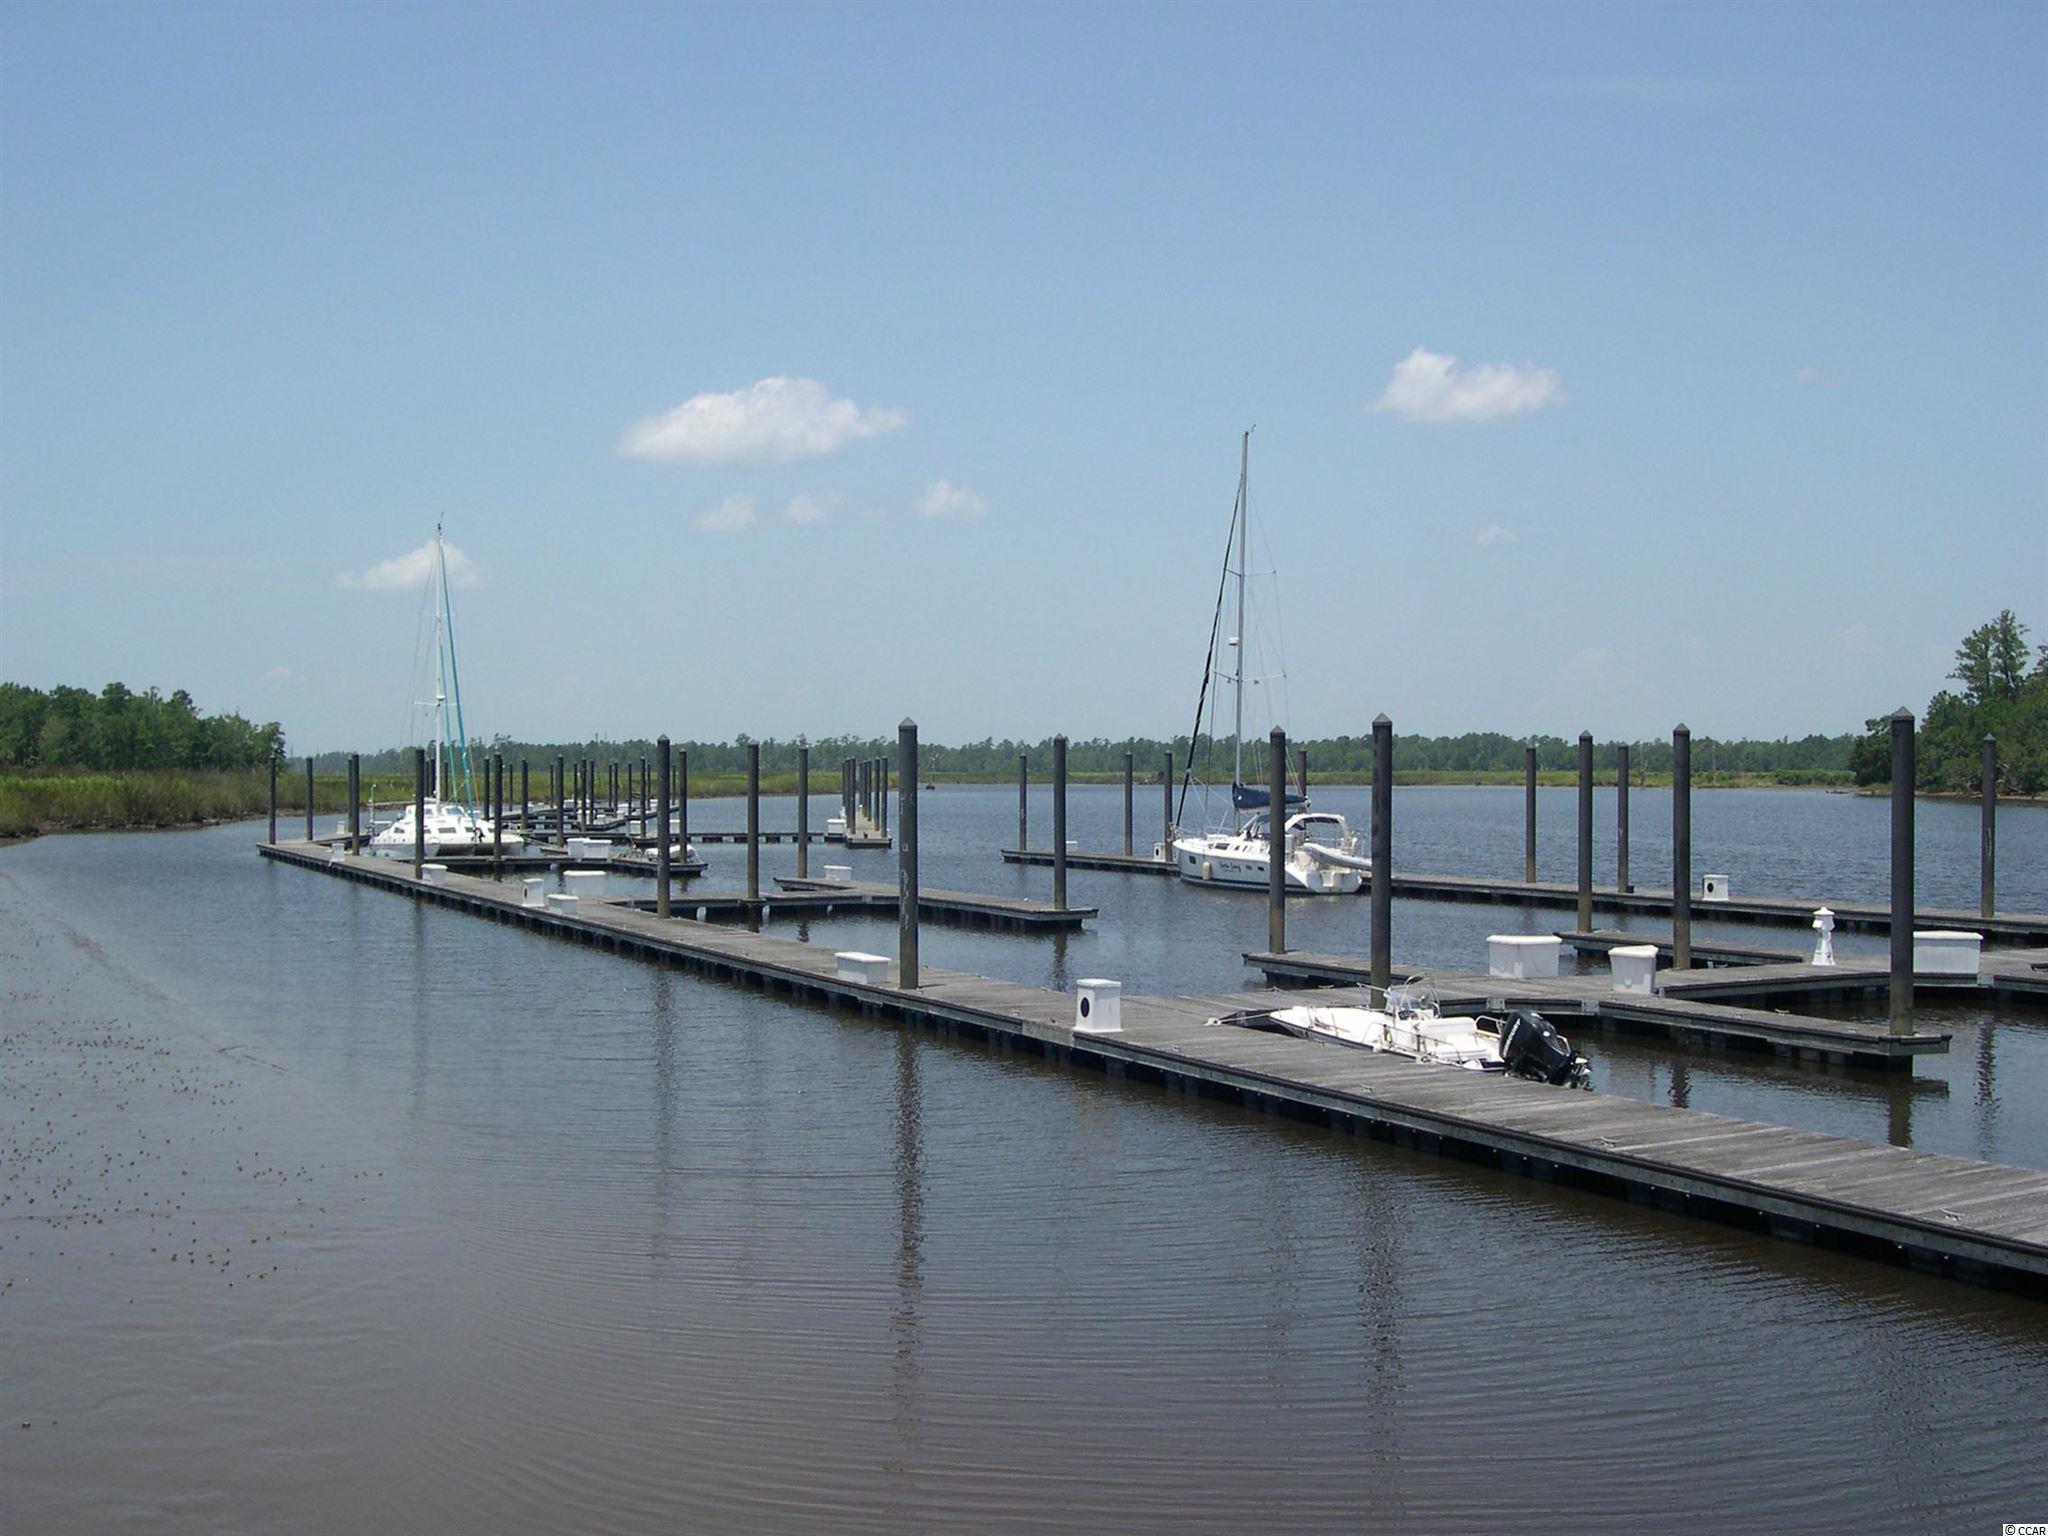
796, 742, 810, 878
304, 756, 315, 842
899, 719, 920, 989
347, 753, 360, 852
1616, 742, 1631, 893
1018, 752, 1028, 851
656, 736, 672, 918
1268, 728, 1286, 956
1524, 745, 1537, 884
1673, 725, 1692, 972
491, 753, 503, 876
1577, 731, 1593, 931
267, 757, 277, 843
1982, 734, 1997, 920
678, 750, 689, 860
1052, 736, 1068, 911
1371, 714, 1391, 991
1891, 709, 1915, 1032
412, 747, 426, 875
746, 741, 761, 902
1123, 750, 1134, 856
1161, 750, 1173, 859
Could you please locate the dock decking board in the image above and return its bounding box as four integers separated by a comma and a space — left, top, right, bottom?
257, 839, 2048, 1291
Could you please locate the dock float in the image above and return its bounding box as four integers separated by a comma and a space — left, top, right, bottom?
1002, 847, 1176, 875
1245, 951, 1950, 1068
772, 875, 1095, 930
258, 838, 2048, 1292
1559, 928, 1807, 967
1003, 846, 2048, 944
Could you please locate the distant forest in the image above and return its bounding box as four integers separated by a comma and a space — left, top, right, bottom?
0, 683, 281, 771
315, 730, 1860, 783
1851, 610, 2047, 795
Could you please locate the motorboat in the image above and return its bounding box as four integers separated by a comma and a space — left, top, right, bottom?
1211, 981, 1592, 1088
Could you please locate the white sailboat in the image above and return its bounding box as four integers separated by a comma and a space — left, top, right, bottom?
368, 526, 524, 859
1166, 431, 1365, 894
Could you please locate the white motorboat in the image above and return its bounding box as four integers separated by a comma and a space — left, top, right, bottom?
1211, 981, 1592, 1088
1167, 430, 1366, 894
365, 524, 523, 859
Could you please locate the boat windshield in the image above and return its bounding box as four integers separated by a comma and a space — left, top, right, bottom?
1293, 814, 1348, 846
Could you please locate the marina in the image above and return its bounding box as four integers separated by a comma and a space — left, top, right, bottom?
257, 832, 2048, 1289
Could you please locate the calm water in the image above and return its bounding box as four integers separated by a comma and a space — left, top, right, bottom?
3, 786, 2045, 1533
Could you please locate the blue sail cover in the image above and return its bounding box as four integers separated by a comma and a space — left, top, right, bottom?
1231, 781, 1308, 812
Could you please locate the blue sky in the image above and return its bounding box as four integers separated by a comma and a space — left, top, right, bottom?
2, 0, 2041, 753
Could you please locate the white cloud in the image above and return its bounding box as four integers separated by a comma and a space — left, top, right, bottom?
1794, 366, 1824, 385
783, 492, 836, 526
1372, 347, 1563, 425
915, 480, 988, 520
619, 377, 907, 466
337, 539, 480, 591
694, 495, 758, 534
1475, 523, 1518, 548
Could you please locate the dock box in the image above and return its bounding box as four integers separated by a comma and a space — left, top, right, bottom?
1609, 944, 1658, 995
565, 837, 611, 862
421, 863, 448, 886
544, 892, 578, 914
836, 951, 890, 984
1074, 978, 1123, 1034
563, 869, 607, 903
823, 865, 853, 882
1488, 934, 1561, 980
521, 877, 546, 908
1702, 874, 1731, 902
1913, 930, 1982, 977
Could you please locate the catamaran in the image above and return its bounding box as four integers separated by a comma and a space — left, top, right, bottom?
1165, 431, 1366, 894
1210, 980, 1593, 1089
368, 525, 524, 858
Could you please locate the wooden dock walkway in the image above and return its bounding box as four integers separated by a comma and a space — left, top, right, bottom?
772, 875, 1096, 930
1002, 847, 1177, 875
1245, 951, 1950, 1067
1560, 928, 1807, 967
1001, 848, 2048, 944
257, 838, 2048, 1292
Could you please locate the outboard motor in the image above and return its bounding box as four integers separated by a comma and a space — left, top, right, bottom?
1498, 1008, 1593, 1089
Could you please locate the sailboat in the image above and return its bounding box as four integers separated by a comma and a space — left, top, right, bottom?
368, 526, 525, 858
1167, 432, 1366, 895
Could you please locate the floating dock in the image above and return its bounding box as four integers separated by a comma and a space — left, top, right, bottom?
257, 838, 2048, 1292
638, 876, 1094, 931
1001, 851, 2048, 944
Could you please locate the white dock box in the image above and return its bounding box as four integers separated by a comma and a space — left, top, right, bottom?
563, 869, 608, 903
1913, 930, 1982, 977
836, 950, 890, 984
1702, 874, 1731, 902
1488, 934, 1561, 980
544, 892, 578, 914
421, 863, 448, 886
1074, 978, 1123, 1034
565, 837, 610, 861
1609, 944, 1658, 995
521, 877, 546, 908
823, 864, 853, 882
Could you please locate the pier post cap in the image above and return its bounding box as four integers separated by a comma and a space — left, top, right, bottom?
1269, 725, 1285, 742
1890, 706, 1915, 723
1373, 712, 1391, 727
1983, 733, 1997, 746
1673, 723, 1690, 738
657, 733, 669, 747
1578, 730, 1592, 743
900, 717, 917, 732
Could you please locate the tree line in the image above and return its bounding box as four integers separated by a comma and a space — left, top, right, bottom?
1850, 610, 2047, 794
315, 728, 1860, 782
0, 683, 283, 771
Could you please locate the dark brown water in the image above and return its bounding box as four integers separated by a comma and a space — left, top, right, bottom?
3, 790, 2046, 1533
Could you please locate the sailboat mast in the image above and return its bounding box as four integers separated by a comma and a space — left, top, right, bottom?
433, 525, 447, 803
1231, 429, 1250, 788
